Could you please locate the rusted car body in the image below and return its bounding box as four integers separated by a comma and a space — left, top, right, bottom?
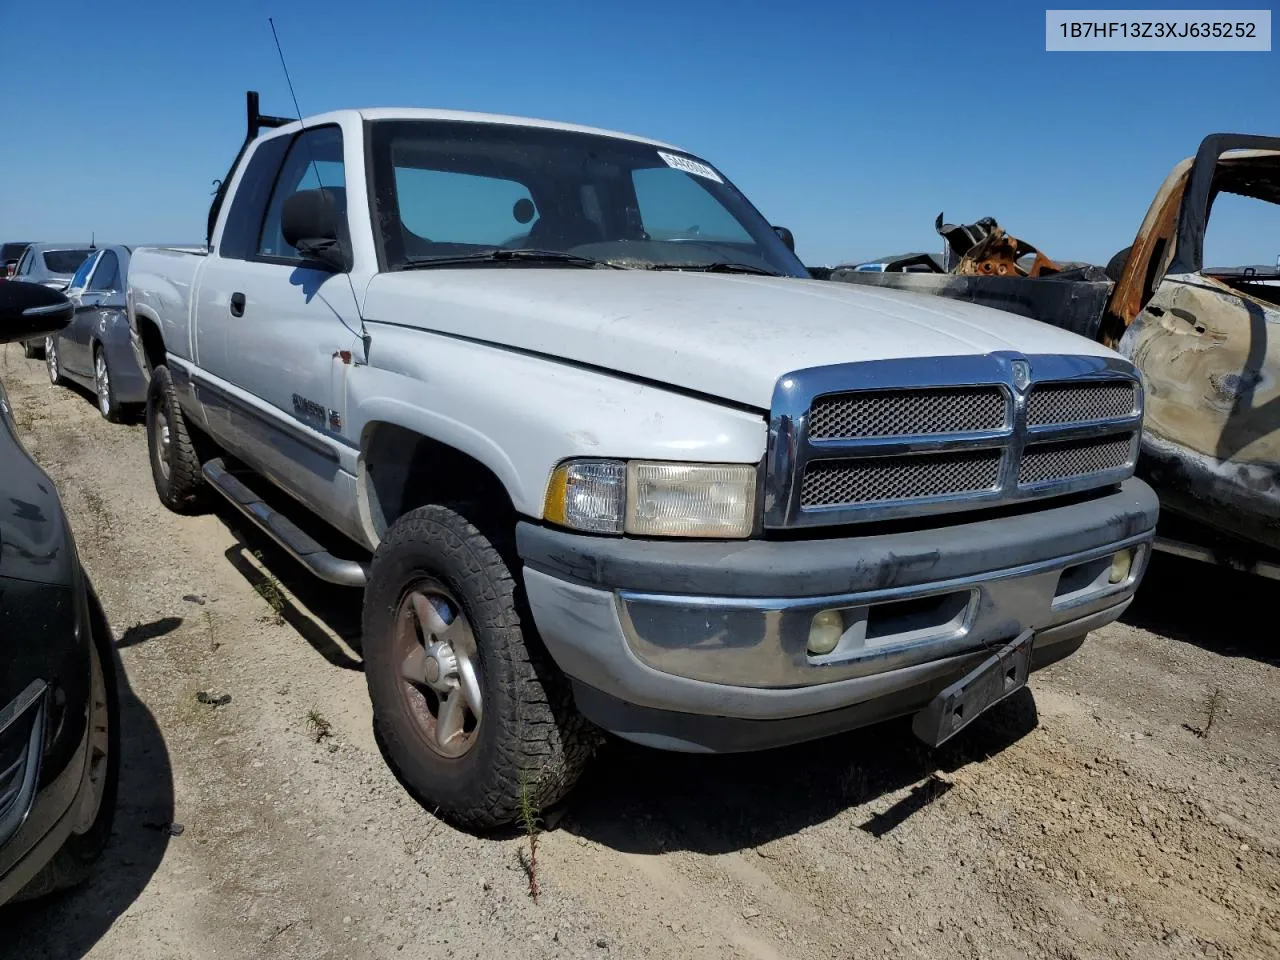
830, 134, 1280, 561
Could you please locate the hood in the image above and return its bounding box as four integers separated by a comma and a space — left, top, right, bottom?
363, 269, 1118, 409
0, 383, 75, 587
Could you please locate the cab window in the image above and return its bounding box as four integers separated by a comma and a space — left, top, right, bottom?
258, 126, 346, 261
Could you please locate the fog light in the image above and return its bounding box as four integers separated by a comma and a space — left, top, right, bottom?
808, 609, 844, 656
1108, 548, 1134, 584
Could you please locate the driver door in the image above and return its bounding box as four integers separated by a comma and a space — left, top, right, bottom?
60, 251, 102, 376
193, 124, 361, 515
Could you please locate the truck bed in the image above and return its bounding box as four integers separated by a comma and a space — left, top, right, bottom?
127, 246, 207, 365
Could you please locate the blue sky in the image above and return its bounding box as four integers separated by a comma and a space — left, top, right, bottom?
1, 0, 1276, 266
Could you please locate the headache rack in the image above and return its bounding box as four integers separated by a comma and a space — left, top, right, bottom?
206, 91, 297, 250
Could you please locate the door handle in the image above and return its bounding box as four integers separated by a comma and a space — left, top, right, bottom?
230, 292, 246, 317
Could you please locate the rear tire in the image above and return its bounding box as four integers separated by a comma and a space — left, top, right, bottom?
94, 346, 122, 423
146, 364, 208, 513
362, 504, 596, 829
45, 337, 64, 386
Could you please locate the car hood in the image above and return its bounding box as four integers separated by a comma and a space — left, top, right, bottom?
0, 382, 76, 586
362, 269, 1118, 409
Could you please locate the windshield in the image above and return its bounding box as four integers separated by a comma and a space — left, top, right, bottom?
369, 120, 807, 277
41, 249, 94, 274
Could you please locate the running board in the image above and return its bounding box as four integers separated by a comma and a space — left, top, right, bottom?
1152, 535, 1280, 581
202, 458, 368, 587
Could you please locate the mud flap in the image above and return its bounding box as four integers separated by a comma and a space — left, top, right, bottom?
911, 630, 1034, 747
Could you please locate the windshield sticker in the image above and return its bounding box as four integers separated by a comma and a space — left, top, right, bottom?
657, 151, 724, 183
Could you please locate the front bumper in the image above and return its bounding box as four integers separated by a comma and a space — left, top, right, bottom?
0, 577, 95, 904
518, 478, 1159, 752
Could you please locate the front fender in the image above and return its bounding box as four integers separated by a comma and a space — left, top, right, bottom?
347, 325, 768, 520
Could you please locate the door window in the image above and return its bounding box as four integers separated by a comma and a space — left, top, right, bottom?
88, 251, 120, 292
218, 135, 292, 261
68, 252, 98, 293
258, 126, 347, 261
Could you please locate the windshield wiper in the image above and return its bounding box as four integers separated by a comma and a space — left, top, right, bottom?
648, 261, 783, 277
401, 249, 625, 270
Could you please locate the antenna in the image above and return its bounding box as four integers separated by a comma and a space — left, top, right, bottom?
267, 17, 369, 353
268, 19, 308, 139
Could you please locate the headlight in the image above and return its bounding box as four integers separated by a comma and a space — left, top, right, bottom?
544, 460, 757, 538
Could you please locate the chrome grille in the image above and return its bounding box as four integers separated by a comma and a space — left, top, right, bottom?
1018, 435, 1133, 486
801, 451, 1003, 507
809, 386, 1006, 440
765, 354, 1143, 530
1027, 381, 1137, 426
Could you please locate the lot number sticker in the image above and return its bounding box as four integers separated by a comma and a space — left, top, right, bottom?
658, 151, 724, 183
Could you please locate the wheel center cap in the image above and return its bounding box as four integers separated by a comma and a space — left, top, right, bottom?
421, 642, 459, 692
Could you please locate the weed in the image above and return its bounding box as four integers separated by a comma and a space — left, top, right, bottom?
203, 609, 220, 652
305, 708, 332, 743
1199, 686, 1224, 739
517, 773, 542, 902
252, 550, 286, 624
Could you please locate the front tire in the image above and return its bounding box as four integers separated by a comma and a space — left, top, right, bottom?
146, 364, 208, 513
362, 505, 596, 829
94, 346, 122, 422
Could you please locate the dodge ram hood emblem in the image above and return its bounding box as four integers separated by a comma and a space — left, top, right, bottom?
1010, 360, 1031, 391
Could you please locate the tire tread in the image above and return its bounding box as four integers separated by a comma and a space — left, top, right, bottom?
147, 364, 208, 513
364, 505, 596, 829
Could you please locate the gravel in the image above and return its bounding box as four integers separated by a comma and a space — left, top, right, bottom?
1, 342, 1276, 960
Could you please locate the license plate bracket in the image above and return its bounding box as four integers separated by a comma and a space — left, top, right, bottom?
911, 629, 1033, 747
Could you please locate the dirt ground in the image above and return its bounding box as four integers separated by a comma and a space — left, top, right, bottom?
0, 341, 1277, 960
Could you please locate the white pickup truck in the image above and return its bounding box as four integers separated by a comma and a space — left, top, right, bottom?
128, 93, 1159, 827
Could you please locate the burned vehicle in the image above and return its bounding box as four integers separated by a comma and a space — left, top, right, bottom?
831, 134, 1280, 575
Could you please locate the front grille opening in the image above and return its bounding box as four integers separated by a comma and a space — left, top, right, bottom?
1027, 380, 1137, 426
801, 450, 1003, 508
0, 728, 29, 822
808, 386, 1006, 440
865, 590, 971, 643
1018, 434, 1133, 487
0, 690, 42, 844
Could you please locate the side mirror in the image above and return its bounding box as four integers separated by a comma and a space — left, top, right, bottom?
281, 189, 350, 272
3, 260, 17, 278
0, 280, 73, 344
773, 225, 795, 253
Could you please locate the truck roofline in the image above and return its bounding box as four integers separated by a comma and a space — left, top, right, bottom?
258, 106, 683, 153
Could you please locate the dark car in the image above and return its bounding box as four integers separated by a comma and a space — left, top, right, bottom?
45, 246, 147, 421
10, 244, 97, 358
0, 280, 119, 904
1, 243, 32, 279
